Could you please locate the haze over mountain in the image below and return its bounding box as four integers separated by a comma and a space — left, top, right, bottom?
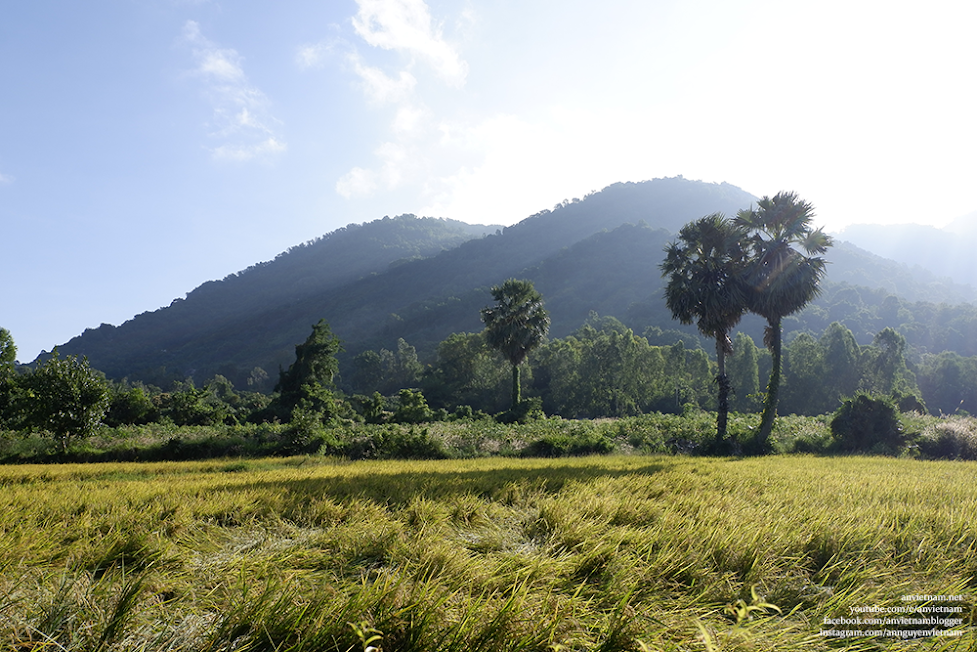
48, 178, 977, 391
837, 219, 977, 289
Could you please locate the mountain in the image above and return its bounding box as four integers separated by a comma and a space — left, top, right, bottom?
53, 178, 756, 387
946, 211, 977, 235
50, 177, 977, 390
836, 221, 977, 289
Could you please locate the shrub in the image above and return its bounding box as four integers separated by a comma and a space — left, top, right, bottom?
521, 423, 616, 457
830, 393, 904, 454
391, 389, 434, 424
916, 418, 977, 460
496, 397, 545, 424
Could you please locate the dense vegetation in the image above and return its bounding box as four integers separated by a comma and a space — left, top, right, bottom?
26, 180, 975, 427
2, 455, 973, 650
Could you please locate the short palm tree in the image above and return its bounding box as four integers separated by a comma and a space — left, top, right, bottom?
735, 192, 832, 449
661, 214, 750, 446
480, 279, 550, 411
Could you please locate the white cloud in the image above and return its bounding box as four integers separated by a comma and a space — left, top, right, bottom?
334, 0, 468, 199
336, 166, 378, 198
0, 173, 12, 185
352, 0, 468, 87
347, 52, 417, 105
296, 41, 333, 69
336, 141, 412, 198
211, 137, 287, 162
392, 104, 430, 136
181, 20, 286, 161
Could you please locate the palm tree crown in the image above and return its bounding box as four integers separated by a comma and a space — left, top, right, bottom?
735, 191, 832, 326
661, 213, 750, 351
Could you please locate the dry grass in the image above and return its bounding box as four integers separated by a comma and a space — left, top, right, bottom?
0, 455, 974, 650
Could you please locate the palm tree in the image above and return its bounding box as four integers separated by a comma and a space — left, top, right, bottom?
480, 279, 550, 411
735, 192, 833, 449
661, 214, 750, 446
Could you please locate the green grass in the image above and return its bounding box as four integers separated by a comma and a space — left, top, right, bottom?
1, 455, 974, 650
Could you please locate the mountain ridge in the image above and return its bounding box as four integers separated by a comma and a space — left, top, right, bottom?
49, 178, 977, 390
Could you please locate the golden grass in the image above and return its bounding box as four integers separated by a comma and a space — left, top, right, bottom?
0, 455, 974, 650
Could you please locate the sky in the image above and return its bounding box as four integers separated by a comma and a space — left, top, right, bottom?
2, 0, 976, 362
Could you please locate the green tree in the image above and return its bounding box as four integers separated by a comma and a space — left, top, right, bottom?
661, 214, 749, 445
727, 332, 760, 413
422, 332, 510, 413
0, 328, 15, 376
349, 338, 423, 395
104, 382, 156, 426
781, 333, 826, 415
735, 192, 832, 449
16, 349, 110, 452
819, 321, 860, 409
480, 279, 550, 411
0, 328, 18, 426
533, 336, 584, 416
863, 327, 919, 397
264, 320, 344, 422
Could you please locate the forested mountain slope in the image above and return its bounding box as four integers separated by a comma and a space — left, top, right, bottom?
53, 178, 756, 386
51, 177, 977, 389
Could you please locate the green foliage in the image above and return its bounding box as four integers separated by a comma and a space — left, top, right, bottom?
14, 349, 110, 451
0, 328, 16, 427
532, 325, 710, 419
481, 278, 550, 410
261, 320, 344, 423
154, 381, 233, 426
391, 388, 434, 424
349, 338, 423, 395
352, 391, 387, 424
356, 425, 450, 460
276, 319, 342, 396
727, 332, 761, 413
830, 393, 904, 454
422, 332, 510, 413
0, 327, 15, 375
104, 383, 156, 426
520, 423, 615, 457
494, 397, 545, 425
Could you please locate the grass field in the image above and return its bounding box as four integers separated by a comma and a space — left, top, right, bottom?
1, 454, 974, 651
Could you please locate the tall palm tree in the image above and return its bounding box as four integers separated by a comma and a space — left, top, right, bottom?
480, 279, 550, 411
735, 192, 833, 449
661, 214, 750, 446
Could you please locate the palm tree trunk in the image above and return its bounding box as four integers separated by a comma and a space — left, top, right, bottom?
715, 334, 730, 446
757, 317, 782, 450
511, 363, 521, 410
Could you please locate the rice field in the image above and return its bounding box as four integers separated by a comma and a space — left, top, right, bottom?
1, 454, 974, 651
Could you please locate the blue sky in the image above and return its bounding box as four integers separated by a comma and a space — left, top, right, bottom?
3, 0, 976, 362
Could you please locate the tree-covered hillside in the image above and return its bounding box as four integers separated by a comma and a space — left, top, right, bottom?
47, 177, 977, 394
51, 178, 757, 387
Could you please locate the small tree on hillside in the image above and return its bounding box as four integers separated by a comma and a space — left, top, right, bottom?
480, 279, 550, 412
